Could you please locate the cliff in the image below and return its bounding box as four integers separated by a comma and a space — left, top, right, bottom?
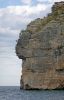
16, 2, 64, 89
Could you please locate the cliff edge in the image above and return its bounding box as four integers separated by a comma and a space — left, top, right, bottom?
16, 2, 64, 89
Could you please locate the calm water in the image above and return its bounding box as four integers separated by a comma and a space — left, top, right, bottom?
0, 86, 64, 100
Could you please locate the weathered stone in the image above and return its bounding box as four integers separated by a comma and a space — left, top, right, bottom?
16, 2, 64, 90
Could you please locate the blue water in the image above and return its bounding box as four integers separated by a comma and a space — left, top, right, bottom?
0, 86, 64, 100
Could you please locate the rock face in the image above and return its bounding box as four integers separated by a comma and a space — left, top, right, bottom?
16, 2, 64, 89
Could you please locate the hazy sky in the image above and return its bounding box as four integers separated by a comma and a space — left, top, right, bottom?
0, 0, 64, 86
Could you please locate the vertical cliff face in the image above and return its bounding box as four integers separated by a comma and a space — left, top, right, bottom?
16, 2, 64, 89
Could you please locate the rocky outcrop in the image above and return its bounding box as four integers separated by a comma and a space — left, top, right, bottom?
16, 2, 64, 89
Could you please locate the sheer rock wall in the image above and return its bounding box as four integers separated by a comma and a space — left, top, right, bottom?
16, 2, 64, 89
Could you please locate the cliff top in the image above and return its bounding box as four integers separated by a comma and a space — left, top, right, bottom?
22, 2, 64, 34
52, 1, 64, 12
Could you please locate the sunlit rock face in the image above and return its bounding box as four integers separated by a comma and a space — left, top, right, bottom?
16, 2, 64, 90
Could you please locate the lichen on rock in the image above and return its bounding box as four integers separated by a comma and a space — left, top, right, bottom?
16, 2, 64, 90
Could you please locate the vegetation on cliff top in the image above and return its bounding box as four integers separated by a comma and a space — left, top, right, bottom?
23, 2, 64, 34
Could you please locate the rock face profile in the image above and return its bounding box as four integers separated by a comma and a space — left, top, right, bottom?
16, 2, 64, 89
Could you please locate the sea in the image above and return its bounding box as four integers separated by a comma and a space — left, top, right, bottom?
0, 86, 64, 100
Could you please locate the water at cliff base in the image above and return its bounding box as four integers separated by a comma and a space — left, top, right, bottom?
0, 86, 64, 100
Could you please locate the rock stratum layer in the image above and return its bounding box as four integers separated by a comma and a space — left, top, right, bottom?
16, 2, 64, 89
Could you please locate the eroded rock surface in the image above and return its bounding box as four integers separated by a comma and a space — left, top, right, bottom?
16, 2, 64, 89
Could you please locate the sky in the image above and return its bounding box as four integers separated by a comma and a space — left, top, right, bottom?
0, 0, 64, 86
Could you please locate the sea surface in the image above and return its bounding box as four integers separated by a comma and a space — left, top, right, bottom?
0, 86, 64, 100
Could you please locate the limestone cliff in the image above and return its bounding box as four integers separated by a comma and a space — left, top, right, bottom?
16, 2, 64, 89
